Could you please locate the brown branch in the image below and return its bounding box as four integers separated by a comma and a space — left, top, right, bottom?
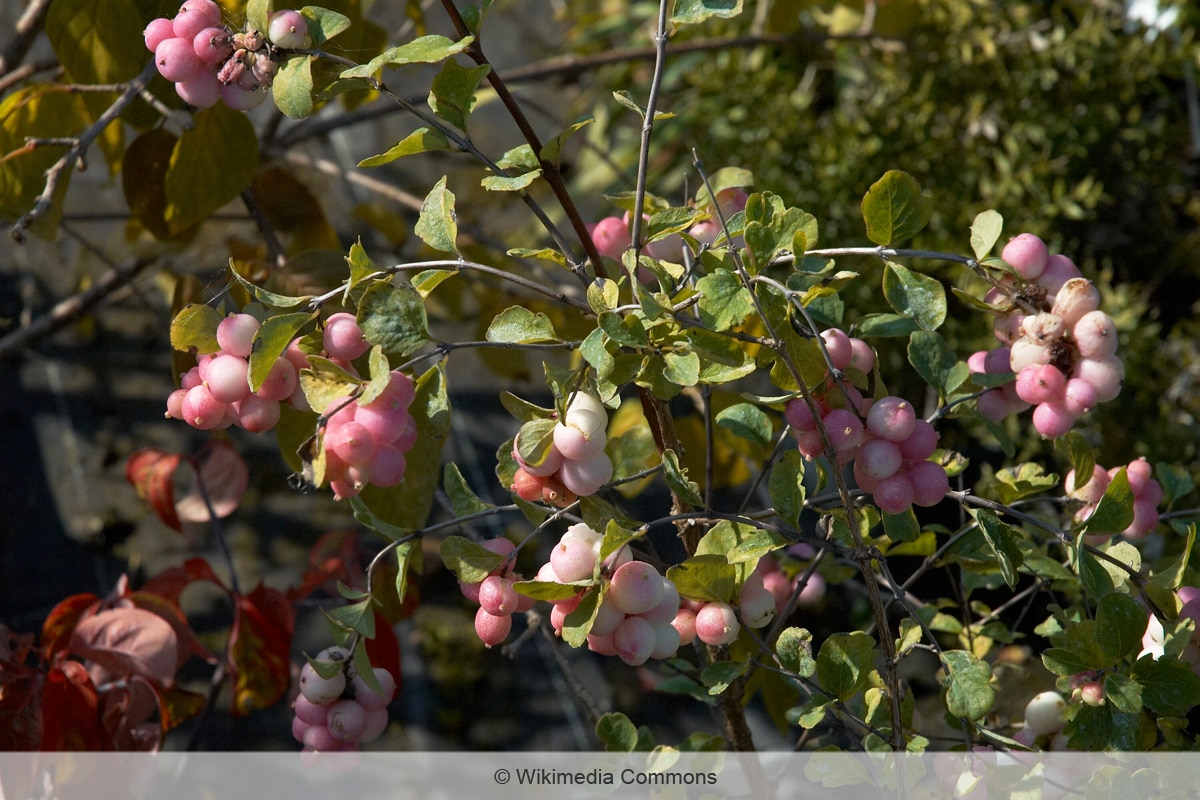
0, 0, 52, 79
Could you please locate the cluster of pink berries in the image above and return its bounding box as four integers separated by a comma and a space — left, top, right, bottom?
293, 647, 395, 752
167, 312, 302, 433
758, 550, 826, 613
1065, 457, 1162, 541
786, 390, 949, 515
511, 393, 614, 506
321, 370, 417, 501
588, 187, 750, 263
976, 233, 1124, 438
537, 525, 683, 666
144, 0, 309, 111
459, 538, 536, 647
782, 329, 875, 464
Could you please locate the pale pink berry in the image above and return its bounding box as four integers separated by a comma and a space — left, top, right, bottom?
671, 608, 697, 645
613, 615, 656, 666
256, 357, 298, 402
216, 313, 260, 357
550, 537, 598, 583
1032, 401, 1076, 438
1062, 378, 1098, 417
268, 9, 310, 49
323, 313, 370, 361
303, 723, 341, 752
1072, 356, 1124, 403
145, 18, 176, 51
552, 422, 606, 462
299, 662, 346, 705
1015, 364, 1066, 406
975, 390, 1011, 422
1126, 458, 1153, 495
368, 445, 406, 487
639, 578, 681, 625
822, 408, 864, 452
220, 83, 267, 111
175, 71, 221, 108
848, 337, 875, 372
1050, 278, 1101, 327
873, 471, 915, 515
234, 394, 280, 432
1065, 465, 1109, 505
650, 622, 681, 660
328, 421, 376, 465
590, 216, 631, 260
192, 26, 232, 64
478, 575, 520, 616
738, 576, 776, 629
326, 700, 367, 742
695, 602, 740, 646
908, 460, 950, 507
1001, 233, 1048, 280
866, 397, 915, 443
608, 561, 665, 616
1009, 339, 1052, 373
1072, 310, 1118, 359
172, 0, 222, 40
155, 37, 201, 83
898, 419, 939, 462
182, 384, 227, 430
1038, 255, 1082, 299
359, 708, 390, 743
558, 450, 613, 497
857, 438, 903, 482
205, 354, 250, 403
820, 329, 853, 371
784, 397, 820, 431
474, 608, 512, 647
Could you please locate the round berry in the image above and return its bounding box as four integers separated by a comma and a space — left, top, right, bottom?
474, 607, 512, 647
155, 37, 201, 83
695, 602, 740, 646
299, 662, 346, 705
325, 700, 367, 742
1023, 691, 1066, 736
820, 328, 853, 371
216, 313, 260, 357
172, 0, 223, 41
590, 216, 631, 260
866, 397, 916, 443
1001, 233, 1048, 280
614, 615, 656, 666
608, 561, 665, 616
268, 9, 310, 49
323, 313, 370, 361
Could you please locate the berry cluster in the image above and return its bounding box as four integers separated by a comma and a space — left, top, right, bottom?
321, 370, 417, 501
536, 526, 683, 666
1065, 457, 1163, 541
292, 647, 395, 752
786, 389, 949, 515
459, 538, 536, 647
980, 233, 1124, 437
511, 392, 614, 505
144, 0, 309, 111
588, 187, 750, 263
167, 313, 300, 433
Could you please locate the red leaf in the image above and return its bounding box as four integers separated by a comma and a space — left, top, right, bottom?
69, 607, 179, 687
158, 683, 208, 730
364, 610, 402, 690
129, 590, 216, 667
40, 593, 100, 658
287, 529, 363, 603
100, 675, 162, 751
126, 449, 183, 530
175, 440, 248, 524
139, 557, 226, 604
41, 661, 108, 750
228, 585, 293, 716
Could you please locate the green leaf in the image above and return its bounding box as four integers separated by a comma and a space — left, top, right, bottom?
170, 304, 222, 354
883, 263, 947, 331
702, 657, 750, 695
326, 597, 375, 638
1078, 467, 1135, 537
514, 418, 558, 468
561, 589, 600, 647
861, 170, 933, 245
971, 509, 1024, 588
349, 497, 412, 543
272, 56, 314, 119
45, 0, 144, 85
358, 128, 451, 167
499, 392, 553, 423
611, 90, 675, 121
1104, 672, 1143, 715
356, 281, 430, 356
299, 356, 362, 413
588, 278, 620, 314
670, 0, 743, 24
429, 60, 491, 131
882, 508, 920, 544
816, 632, 877, 702
598, 312, 647, 348
440, 534, 505, 584
907, 330, 958, 394
443, 463, 493, 518
596, 712, 638, 752
695, 520, 786, 565
481, 170, 541, 192
230, 266, 311, 308
1055, 431, 1096, 496
246, 0, 270, 33
667, 555, 736, 604
941, 650, 995, 720
769, 450, 807, 528
164, 105, 259, 233
1097, 593, 1150, 662
776, 627, 816, 677
300, 6, 351, 44
854, 313, 921, 338
540, 117, 594, 166
414, 176, 459, 254
663, 348, 701, 387
249, 312, 315, 391
715, 403, 772, 449
485, 306, 559, 344
992, 462, 1058, 505
662, 449, 704, 506
1156, 462, 1194, 505
969, 210, 1003, 260
1132, 656, 1200, 716
340, 34, 475, 79
696, 269, 754, 331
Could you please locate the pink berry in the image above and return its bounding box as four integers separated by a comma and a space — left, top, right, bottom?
220, 83, 267, 111
1126, 459, 1153, 495
205, 354, 250, 403
182, 384, 228, 430
671, 608, 697, 645
1038, 254, 1082, 299
478, 575, 520, 616
155, 37, 201, 83
614, 615, 656, 666
256, 357, 298, 402
975, 390, 1011, 422
323, 313, 370, 361
873, 471, 915, 515
1015, 364, 1066, 406
474, 607, 512, 647
590, 216, 631, 260
1072, 356, 1124, 403
268, 9, 310, 49
356, 395, 411, 444
1072, 310, 1118, 359
738, 579, 776, 629
359, 708, 390, 743
352, 669, 396, 711
1062, 378, 1099, 417
1032, 401, 1077, 438
1001, 233, 1049, 280
299, 662, 346, 705
898, 419, 939, 462
1050, 278, 1101, 327
303, 723, 341, 752
368, 445, 406, 487
695, 602, 740, 646
608, 561, 665, 616
857, 438, 903, 482
822, 408, 864, 453
1125, 499, 1160, 539
192, 26, 232, 64
908, 460, 950, 507
784, 397, 820, 431
650, 623, 681, 660
1065, 465, 1109, 505
166, 388, 187, 420
145, 18, 176, 51
552, 422, 605, 462
233, 394, 280, 433
172, 0, 222, 41
848, 337, 875, 372
325, 700, 368, 742
550, 537, 598, 583
558, 450, 613, 497
328, 421, 377, 465
175, 71, 221, 108
866, 397, 916, 443
216, 313, 260, 357
294, 694, 330, 725
820, 329, 853, 371
639, 578, 681, 625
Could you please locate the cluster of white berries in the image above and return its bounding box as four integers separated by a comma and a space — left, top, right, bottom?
293, 647, 395, 752
145, 0, 310, 111
975, 233, 1124, 438
510, 393, 614, 506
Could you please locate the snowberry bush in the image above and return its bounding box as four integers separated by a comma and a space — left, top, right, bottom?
3, 0, 1200, 762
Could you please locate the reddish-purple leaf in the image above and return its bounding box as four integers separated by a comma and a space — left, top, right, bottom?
69, 607, 179, 687
126, 449, 183, 530
228, 585, 293, 716
40, 593, 100, 658
175, 440, 248, 524
41, 661, 107, 751
139, 557, 226, 604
